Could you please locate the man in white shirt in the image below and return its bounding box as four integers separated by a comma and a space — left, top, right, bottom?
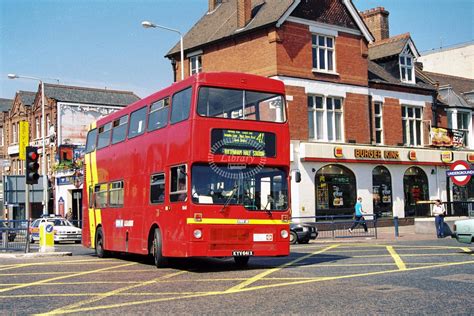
432, 199, 446, 238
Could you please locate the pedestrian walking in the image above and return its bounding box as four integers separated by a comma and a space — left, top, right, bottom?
432, 199, 446, 238
66, 208, 73, 222
349, 197, 368, 233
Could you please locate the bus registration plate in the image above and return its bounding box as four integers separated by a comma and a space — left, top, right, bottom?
232, 250, 253, 256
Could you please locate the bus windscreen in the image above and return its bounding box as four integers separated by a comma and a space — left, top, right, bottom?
197, 87, 285, 123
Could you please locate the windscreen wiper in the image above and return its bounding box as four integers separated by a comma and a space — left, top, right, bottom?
219, 182, 238, 213
262, 195, 274, 216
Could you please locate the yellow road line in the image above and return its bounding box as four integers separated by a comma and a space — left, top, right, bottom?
0, 259, 118, 271
43, 271, 188, 315
386, 246, 406, 270
225, 244, 339, 293
39, 259, 474, 315
0, 262, 137, 294
352, 253, 468, 258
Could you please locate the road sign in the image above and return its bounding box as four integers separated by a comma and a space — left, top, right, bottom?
19, 121, 29, 160
447, 160, 472, 186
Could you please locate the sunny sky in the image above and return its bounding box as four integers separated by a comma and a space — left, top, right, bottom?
1, 0, 472, 100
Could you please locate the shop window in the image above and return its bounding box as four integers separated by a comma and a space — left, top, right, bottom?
403, 167, 429, 217
315, 164, 356, 216
372, 166, 392, 217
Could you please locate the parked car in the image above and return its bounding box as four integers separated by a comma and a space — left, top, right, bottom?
0, 221, 17, 242
452, 218, 474, 244
290, 223, 318, 244
29, 216, 82, 244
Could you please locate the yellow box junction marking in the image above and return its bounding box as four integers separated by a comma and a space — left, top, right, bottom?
386, 246, 407, 270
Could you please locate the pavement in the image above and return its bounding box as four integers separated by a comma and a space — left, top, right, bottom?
0, 225, 450, 259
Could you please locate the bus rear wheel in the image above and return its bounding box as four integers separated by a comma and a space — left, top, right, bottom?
152, 228, 168, 268
234, 256, 250, 267
95, 227, 108, 258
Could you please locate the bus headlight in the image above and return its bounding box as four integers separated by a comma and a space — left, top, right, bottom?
281, 230, 289, 239
193, 229, 202, 239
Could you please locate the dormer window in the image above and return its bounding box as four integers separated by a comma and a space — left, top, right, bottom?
399, 46, 415, 83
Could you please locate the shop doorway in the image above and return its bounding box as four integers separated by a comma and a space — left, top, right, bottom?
372, 166, 393, 218
315, 164, 357, 217
403, 167, 429, 217
71, 189, 83, 227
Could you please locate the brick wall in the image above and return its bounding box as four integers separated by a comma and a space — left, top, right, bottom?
285, 85, 308, 140
344, 93, 370, 143
199, 28, 277, 77
276, 22, 368, 86
382, 97, 403, 146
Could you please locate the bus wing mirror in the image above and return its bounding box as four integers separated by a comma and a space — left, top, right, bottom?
294, 171, 301, 183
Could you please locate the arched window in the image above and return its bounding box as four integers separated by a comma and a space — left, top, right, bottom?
403, 167, 429, 217
315, 164, 356, 216
372, 166, 392, 217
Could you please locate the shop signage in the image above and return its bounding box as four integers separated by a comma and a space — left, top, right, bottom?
334, 147, 343, 158
431, 127, 465, 148
468, 153, 474, 163
441, 151, 453, 163
446, 160, 472, 186
354, 149, 400, 160
408, 151, 417, 160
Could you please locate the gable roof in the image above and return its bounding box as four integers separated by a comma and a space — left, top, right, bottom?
166, 0, 373, 57
424, 71, 474, 108
17, 91, 37, 107
368, 33, 419, 60
0, 98, 13, 112
368, 60, 435, 91
43, 84, 140, 107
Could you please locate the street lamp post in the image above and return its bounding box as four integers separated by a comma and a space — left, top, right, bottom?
7, 74, 54, 216
141, 20, 184, 81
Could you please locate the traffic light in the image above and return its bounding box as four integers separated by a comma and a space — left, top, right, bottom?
25, 146, 40, 185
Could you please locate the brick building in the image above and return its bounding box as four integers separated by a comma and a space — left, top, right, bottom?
166, 0, 473, 218
2, 84, 139, 220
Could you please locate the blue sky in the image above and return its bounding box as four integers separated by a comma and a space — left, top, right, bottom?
1, 0, 472, 100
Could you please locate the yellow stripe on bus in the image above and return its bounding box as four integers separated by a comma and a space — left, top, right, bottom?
86, 148, 101, 248
186, 218, 288, 225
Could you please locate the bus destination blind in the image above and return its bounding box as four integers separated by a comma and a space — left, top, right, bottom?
211, 129, 276, 157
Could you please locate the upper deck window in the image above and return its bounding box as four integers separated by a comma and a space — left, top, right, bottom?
97, 123, 112, 149
128, 107, 147, 139
170, 87, 192, 124
197, 87, 285, 123
85, 129, 97, 153
148, 97, 170, 131
112, 115, 128, 144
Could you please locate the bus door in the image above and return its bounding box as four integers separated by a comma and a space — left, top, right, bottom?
166, 164, 188, 253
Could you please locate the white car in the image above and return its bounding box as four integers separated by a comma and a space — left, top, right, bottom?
452, 218, 474, 244
30, 217, 82, 244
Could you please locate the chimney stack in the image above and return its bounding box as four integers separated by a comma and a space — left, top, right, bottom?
237, 0, 252, 28
208, 0, 220, 13
360, 7, 389, 42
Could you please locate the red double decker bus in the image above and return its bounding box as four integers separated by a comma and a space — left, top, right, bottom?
82, 72, 291, 267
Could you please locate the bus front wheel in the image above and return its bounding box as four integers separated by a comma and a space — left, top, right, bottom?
152, 228, 168, 268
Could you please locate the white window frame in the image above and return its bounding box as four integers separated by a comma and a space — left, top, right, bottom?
12, 123, 17, 144
447, 109, 473, 149
374, 102, 383, 145
311, 34, 336, 74
402, 105, 423, 147
189, 55, 202, 75
308, 95, 344, 142
35, 117, 40, 139
0, 127, 4, 147
399, 47, 415, 83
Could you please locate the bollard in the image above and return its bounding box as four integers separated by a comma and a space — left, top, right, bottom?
394, 216, 399, 238
39, 222, 55, 253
